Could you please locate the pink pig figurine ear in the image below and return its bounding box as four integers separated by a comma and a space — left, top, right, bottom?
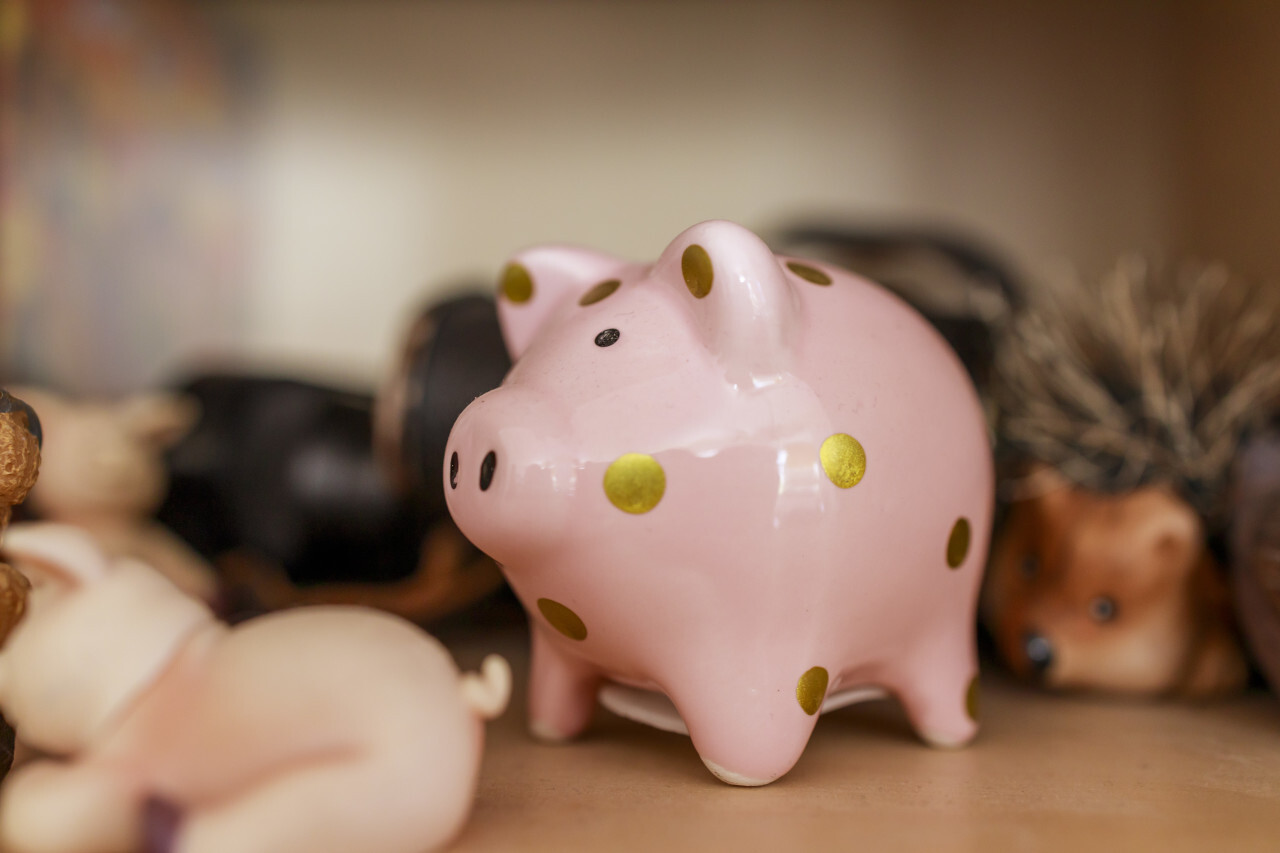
654, 220, 802, 385
496, 245, 630, 359
1, 522, 111, 589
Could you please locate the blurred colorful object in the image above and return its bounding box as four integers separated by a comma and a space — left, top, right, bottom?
0, 0, 251, 394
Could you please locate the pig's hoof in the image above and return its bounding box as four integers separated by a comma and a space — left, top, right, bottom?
920, 727, 977, 749
701, 758, 771, 787
529, 719, 575, 743
142, 795, 183, 853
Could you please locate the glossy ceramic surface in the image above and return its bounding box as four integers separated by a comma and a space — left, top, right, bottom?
445, 220, 994, 785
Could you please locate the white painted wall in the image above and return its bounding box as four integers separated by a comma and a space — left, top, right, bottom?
222, 0, 1179, 382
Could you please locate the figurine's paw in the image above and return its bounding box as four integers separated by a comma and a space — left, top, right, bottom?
142, 796, 184, 853
701, 758, 773, 788
529, 718, 577, 743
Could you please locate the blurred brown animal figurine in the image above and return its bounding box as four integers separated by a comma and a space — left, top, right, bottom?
986, 257, 1280, 697
0, 389, 43, 779
1231, 432, 1280, 697
985, 465, 1244, 695
12, 388, 219, 605
0, 391, 40, 537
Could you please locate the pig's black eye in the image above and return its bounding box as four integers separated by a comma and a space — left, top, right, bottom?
595, 328, 620, 347
1089, 596, 1117, 623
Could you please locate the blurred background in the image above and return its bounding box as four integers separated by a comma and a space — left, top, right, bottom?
1, 0, 1278, 394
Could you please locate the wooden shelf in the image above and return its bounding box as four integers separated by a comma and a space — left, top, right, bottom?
442, 620, 1280, 851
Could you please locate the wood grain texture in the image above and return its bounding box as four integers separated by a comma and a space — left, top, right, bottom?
443, 622, 1280, 852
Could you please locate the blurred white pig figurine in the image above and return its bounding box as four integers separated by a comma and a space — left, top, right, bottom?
0, 522, 510, 853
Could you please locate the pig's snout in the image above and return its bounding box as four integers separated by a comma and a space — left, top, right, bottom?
444, 393, 573, 562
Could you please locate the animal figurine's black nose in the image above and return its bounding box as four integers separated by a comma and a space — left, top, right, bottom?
480, 451, 497, 491
1023, 631, 1054, 676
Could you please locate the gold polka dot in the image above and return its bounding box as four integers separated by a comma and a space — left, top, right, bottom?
537, 598, 587, 641
786, 261, 832, 285
820, 434, 866, 488
947, 518, 971, 569
965, 674, 980, 722
579, 278, 621, 306
500, 263, 534, 303
682, 244, 713, 298
797, 666, 829, 716
603, 453, 665, 514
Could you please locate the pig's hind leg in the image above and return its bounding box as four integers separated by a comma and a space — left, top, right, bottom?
178, 754, 465, 853
528, 626, 601, 742
887, 636, 980, 749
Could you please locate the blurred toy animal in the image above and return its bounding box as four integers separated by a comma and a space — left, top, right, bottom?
985, 258, 1280, 696
0, 522, 511, 853
0, 390, 42, 780
160, 295, 511, 624
985, 464, 1243, 695
0, 391, 41, 536
1230, 431, 1280, 698
11, 387, 219, 605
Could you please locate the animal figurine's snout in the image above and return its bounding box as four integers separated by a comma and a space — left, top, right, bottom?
444, 389, 579, 565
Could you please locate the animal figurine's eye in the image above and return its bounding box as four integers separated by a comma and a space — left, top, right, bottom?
595, 329, 620, 347
1020, 554, 1040, 580
1089, 595, 1117, 623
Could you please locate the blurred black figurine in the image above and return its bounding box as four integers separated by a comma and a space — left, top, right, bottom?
158, 294, 513, 623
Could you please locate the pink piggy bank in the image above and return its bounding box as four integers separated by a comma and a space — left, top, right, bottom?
445, 220, 993, 786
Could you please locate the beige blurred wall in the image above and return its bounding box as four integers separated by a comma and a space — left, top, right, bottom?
1172, 0, 1280, 282
223, 0, 1188, 381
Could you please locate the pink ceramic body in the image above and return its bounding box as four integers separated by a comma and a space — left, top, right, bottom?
0, 523, 510, 853
445, 220, 993, 785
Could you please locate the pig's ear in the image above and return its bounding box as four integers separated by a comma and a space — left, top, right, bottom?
1, 522, 110, 589
496, 246, 630, 359
653, 220, 804, 384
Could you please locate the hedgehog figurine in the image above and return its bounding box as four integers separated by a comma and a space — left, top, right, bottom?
0, 390, 42, 778
983, 256, 1280, 697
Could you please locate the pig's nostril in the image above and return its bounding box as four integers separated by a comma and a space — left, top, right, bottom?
1023, 631, 1054, 677
450, 452, 459, 489
480, 451, 497, 491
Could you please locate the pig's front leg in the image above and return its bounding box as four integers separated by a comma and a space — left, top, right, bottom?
527, 627, 601, 742
672, 673, 822, 787
0, 759, 141, 852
